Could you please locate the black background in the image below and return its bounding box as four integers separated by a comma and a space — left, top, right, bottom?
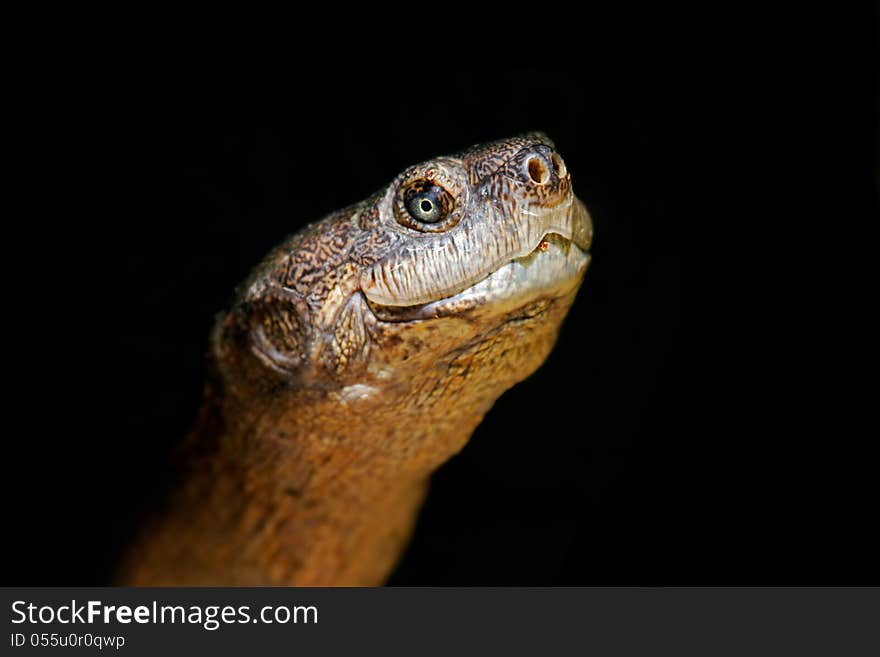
4, 32, 876, 586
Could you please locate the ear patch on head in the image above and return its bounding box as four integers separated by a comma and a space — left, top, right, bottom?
249, 295, 309, 374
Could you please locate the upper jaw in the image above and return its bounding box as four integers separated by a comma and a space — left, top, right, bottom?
381, 235, 589, 322
366, 196, 592, 322
528, 194, 592, 253
361, 194, 593, 309
567, 196, 593, 252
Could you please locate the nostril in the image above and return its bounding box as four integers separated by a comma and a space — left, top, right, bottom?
550, 152, 566, 177
527, 157, 550, 185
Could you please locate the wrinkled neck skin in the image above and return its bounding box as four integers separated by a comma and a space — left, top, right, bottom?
118, 133, 592, 586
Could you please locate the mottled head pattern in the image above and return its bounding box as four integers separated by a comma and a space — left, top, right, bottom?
214, 133, 592, 408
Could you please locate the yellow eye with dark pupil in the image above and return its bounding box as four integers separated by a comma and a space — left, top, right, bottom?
404, 183, 448, 224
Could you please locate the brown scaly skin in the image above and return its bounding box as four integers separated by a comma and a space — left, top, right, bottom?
118, 133, 593, 586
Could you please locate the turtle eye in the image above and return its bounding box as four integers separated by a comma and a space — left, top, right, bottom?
398, 179, 455, 229
407, 191, 443, 223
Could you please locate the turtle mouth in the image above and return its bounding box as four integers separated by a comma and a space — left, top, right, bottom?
365, 229, 591, 323
361, 195, 593, 314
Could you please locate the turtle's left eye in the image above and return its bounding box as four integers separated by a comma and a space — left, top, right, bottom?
407, 191, 443, 223
399, 180, 455, 228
